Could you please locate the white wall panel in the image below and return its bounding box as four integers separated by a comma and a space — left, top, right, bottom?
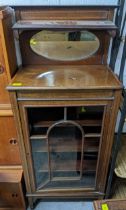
0, 0, 118, 6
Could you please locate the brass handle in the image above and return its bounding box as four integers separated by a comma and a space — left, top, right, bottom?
9, 138, 17, 145
0, 65, 4, 74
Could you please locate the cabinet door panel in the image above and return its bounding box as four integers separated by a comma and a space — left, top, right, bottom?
0, 183, 23, 208
20, 104, 104, 191
0, 115, 21, 164
0, 35, 10, 105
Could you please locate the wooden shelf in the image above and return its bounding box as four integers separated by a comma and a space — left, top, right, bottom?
30, 135, 47, 140
85, 133, 101, 138
13, 20, 117, 30
31, 138, 99, 153
33, 119, 102, 128
30, 120, 102, 137
30, 133, 101, 140
38, 159, 97, 172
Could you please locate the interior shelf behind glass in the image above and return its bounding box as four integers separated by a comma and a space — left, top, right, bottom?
27, 106, 104, 190
28, 106, 103, 137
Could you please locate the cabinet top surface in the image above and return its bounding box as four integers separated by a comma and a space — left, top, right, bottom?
0, 168, 23, 183
8, 65, 122, 91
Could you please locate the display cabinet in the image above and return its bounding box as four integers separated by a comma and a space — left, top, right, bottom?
7, 5, 122, 209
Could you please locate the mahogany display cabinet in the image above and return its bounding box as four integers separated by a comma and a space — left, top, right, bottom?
7, 5, 122, 209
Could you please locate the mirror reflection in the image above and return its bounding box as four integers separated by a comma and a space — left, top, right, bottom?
30, 30, 100, 61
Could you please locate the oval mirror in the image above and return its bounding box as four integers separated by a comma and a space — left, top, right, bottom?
30, 30, 100, 61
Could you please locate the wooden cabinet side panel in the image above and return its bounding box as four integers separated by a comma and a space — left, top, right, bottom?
96, 90, 122, 193
2, 15, 17, 79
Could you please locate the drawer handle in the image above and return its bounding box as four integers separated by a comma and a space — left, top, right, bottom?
9, 138, 17, 145
0, 65, 4, 74
12, 193, 18, 197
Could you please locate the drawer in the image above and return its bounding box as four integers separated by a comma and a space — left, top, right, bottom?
0, 36, 10, 105
0, 113, 21, 165
17, 89, 114, 101
0, 167, 26, 209
0, 183, 23, 208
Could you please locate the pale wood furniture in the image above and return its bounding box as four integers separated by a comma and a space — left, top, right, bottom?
0, 6, 20, 164
0, 6, 26, 209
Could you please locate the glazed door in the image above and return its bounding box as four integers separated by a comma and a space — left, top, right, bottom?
20, 104, 108, 193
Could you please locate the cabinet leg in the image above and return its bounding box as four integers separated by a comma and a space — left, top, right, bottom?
28, 197, 34, 210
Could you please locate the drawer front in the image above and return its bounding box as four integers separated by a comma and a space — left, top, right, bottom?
0, 35, 10, 105
17, 90, 114, 101
0, 183, 24, 208
0, 115, 21, 164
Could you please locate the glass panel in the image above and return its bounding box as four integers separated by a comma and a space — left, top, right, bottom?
67, 106, 103, 134
27, 106, 104, 190
30, 30, 99, 61
31, 139, 49, 188
48, 123, 83, 180
27, 107, 64, 136
41, 174, 96, 189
